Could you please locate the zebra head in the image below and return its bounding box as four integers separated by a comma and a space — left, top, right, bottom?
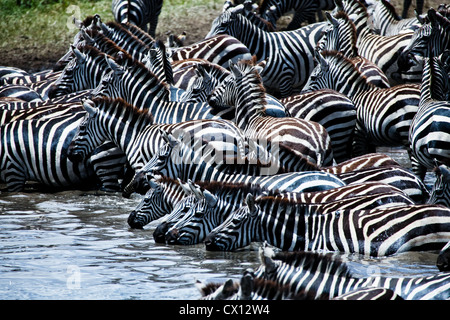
153, 179, 199, 243
68, 99, 105, 163
48, 46, 87, 99
91, 57, 124, 98
165, 182, 219, 245
302, 51, 331, 92
207, 74, 236, 110
127, 178, 170, 229
206, 10, 238, 39
205, 193, 260, 251
428, 164, 450, 207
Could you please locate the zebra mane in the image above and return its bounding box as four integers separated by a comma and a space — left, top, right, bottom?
90, 96, 154, 124
112, 45, 171, 93
272, 251, 354, 279
154, 175, 182, 188
85, 28, 128, 58
195, 180, 263, 198
122, 21, 155, 46
332, 11, 359, 56
320, 50, 376, 88
235, 57, 268, 113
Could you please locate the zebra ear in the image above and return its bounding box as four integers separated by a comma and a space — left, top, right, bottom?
105, 56, 124, 75
415, 10, 425, 24
178, 178, 193, 196
72, 46, 86, 64
259, 243, 277, 273
161, 131, 180, 148
255, 59, 266, 74
82, 100, 98, 117
245, 193, 258, 216
80, 28, 95, 45
317, 52, 329, 71
203, 189, 218, 207
148, 179, 160, 190
228, 60, 240, 76
73, 17, 83, 29
325, 11, 339, 26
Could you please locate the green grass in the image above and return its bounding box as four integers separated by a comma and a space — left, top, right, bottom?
0, 0, 222, 50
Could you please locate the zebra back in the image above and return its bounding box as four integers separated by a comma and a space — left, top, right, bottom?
255, 248, 450, 300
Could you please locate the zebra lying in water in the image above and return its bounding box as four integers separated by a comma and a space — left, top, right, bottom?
199, 245, 449, 300
204, 192, 450, 256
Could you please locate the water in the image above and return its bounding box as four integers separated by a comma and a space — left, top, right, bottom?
0, 148, 443, 300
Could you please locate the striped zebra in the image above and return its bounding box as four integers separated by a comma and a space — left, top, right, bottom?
368, 0, 422, 36
93, 53, 235, 123
204, 194, 450, 255
401, 0, 424, 18
428, 165, 450, 208
259, 0, 335, 29
198, 269, 405, 300
163, 180, 413, 245
48, 45, 110, 99
254, 247, 450, 300
0, 111, 97, 192
399, 9, 450, 82
67, 97, 259, 182
409, 55, 450, 206
208, 58, 335, 170
303, 50, 421, 167
111, 0, 163, 37
0, 84, 43, 103
333, 0, 422, 84
317, 11, 391, 88
140, 152, 403, 233
127, 176, 189, 228
206, 8, 327, 97
335, 166, 430, 203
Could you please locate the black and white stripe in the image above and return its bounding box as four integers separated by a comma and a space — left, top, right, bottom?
206, 9, 327, 97
205, 194, 450, 255
111, 0, 163, 37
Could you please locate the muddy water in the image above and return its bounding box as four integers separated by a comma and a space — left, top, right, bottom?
0, 148, 442, 300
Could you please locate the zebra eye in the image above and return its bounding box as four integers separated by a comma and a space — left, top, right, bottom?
194, 210, 204, 218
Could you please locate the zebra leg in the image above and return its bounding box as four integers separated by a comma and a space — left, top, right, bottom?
407, 149, 427, 181
89, 144, 127, 192
351, 121, 372, 157
402, 0, 412, 18
2, 161, 27, 192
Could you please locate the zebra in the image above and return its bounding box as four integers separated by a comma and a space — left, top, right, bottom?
303, 50, 421, 168
203, 58, 356, 163
163, 179, 413, 245
399, 9, 450, 84
67, 97, 259, 182
127, 176, 190, 229
197, 268, 405, 300
145, 152, 404, 235
204, 194, 450, 255
333, 0, 423, 84
428, 165, 450, 207
336, 166, 430, 204
409, 55, 450, 206
402, 0, 424, 19
208, 58, 335, 171
129, 151, 385, 231
316, 11, 391, 88
92, 53, 235, 123
111, 0, 163, 37
0, 111, 98, 192
259, 0, 336, 29
48, 45, 111, 99
367, 0, 422, 36
0, 84, 43, 103
254, 246, 450, 300
206, 8, 327, 97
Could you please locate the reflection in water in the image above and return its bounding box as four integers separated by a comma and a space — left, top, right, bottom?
0, 148, 442, 299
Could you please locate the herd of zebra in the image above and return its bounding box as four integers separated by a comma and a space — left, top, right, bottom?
1, 0, 450, 300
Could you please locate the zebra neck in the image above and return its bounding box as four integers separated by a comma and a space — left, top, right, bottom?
233, 15, 269, 61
